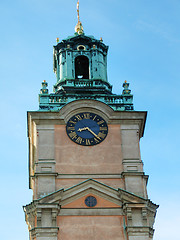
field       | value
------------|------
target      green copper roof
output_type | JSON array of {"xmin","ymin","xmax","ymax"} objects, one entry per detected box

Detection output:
[
  {"xmin": 39, "ymin": 79, "xmax": 133, "ymax": 111},
  {"xmin": 65, "ymin": 34, "xmax": 95, "ymax": 40},
  {"xmin": 39, "ymin": 34, "xmax": 134, "ymax": 112}
]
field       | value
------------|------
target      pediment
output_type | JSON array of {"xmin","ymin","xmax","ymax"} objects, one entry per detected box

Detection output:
[
  {"xmin": 56, "ymin": 35, "xmax": 108, "ymax": 52},
  {"xmin": 67, "ymin": 35, "xmax": 95, "ymax": 44},
  {"xmin": 62, "ymin": 193, "xmax": 120, "ymax": 208},
  {"xmin": 38, "ymin": 179, "xmax": 147, "ymax": 207},
  {"xmin": 118, "ymin": 188, "xmax": 146, "ymax": 204}
]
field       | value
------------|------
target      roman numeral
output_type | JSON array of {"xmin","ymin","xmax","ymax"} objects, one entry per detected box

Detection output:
[
  {"xmin": 69, "ymin": 120, "xmax": 76, "ymax": 124},
  {"xmin": 75, "ymin": 115, "xmax": 82, "ymax": 121},
  {"xmin": 83, "ymin": 113, "xmax": 90, "ymax": 119},
  {"xmin": 94, "ymin": 138, "xmax": 100, "ymax": 143},
  {"xmin": 97, "ymin": 132, "xmax": 106, "ymax": 139},
  {"xmin": 100, "ymin": 127, "xmax": 107, "ymax": 131},
  {"xmin": 69, "ymin": 132, "xmax": 77, "ymax": 139},
  {"xmin": 93, "ymin": 115, "xmax": 97, "ymax": 120},
  {"xmin": 76, "ymin": 137, "xmax": 83, "ymax": 144},
  {"xmin": 67, "ymin": 127, "xmax": 75, "ymax": 131},
  {"xmin": 86, "ymin": 139, "xmax": 91, "ymax": 145},
  {"xmin": 97, "ymin": 120, "xmax": 104, "ymax": 125}
]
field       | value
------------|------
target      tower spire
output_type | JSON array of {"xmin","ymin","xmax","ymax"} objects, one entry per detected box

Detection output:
[
  {"xmin": 75, "ymin": 0, "xmax": 84, "ymax": 35},
  {"xmin": 77, "ymin": 0, "xmax": 80, "ymax": 22}
]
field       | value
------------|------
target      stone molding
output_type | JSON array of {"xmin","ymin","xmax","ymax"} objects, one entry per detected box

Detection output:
[
  {"xmin": 24, "ymin": 179, "xmax": 158, "ymax": 239},
  {"xmin": 59, "ymin": 208, "xmax": 123, "ymax": 216},
  {"xmin": 59, "ymin": 100, "xmax": 114, "ymax": 123},
  {"xmin": 24, "ymin": 203, "xmax": 60, "ymax": 230},
  {"xmin": 57, "ymin": 174, "xmax": 122, "ymax": 179},
  {"xmin": 27, "ymin": 105, "xmax": 147, "ymax": 137},
  {"xmin": 30, "ymin": 227, "xmax": 59, "ymax": 239},
  {"xmin": 126, "ymin": 226, "xmax": 154, "ymax": 238},
  {"xmin": 34, "ymin": 172, "xmax": 58, "ymax": 176},
  {"xmin": 122, "ymin": 172, "xmax": 146, "ymax": 177}
]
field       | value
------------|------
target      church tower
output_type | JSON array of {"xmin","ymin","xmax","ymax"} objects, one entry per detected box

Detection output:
[{"xmin": 24, "ymin": 2, "xmax": 158, "ymax": 240}]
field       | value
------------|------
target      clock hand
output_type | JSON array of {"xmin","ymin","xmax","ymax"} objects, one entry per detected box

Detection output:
[
  {"xmin": 77, "ymin": 127, "xmax": 88, "ymax": 132},
  {"xmin": 77, "ymin": 127, "xmax": 101, "ymax": 140},
  {"xmin": 85, "ymin": 127, "xmax": 101, "ymax": 140}
]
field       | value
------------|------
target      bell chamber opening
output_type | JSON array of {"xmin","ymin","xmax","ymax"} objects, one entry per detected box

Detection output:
[{"xmin": 75, "ymin": 55, "xmax": 89, "ymax": 79}]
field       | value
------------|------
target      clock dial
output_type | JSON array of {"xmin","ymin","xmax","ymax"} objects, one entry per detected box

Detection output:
[{"xmin": 66, "ymin": 112, "xmax": 108, "ymax": 146}]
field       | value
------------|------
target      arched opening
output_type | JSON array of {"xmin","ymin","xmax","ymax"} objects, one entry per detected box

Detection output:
[{"xmin": 75, "ymin": 56, "xmax": 89, "ymax": 79}]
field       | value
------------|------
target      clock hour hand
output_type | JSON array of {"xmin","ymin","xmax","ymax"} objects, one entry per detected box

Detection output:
[
  {"xmin": 77, "ymin": 127, "xmax": 88, "ymax": 132},
  {"xmin": 77, "ymin": 127, "xmax": 101, "ymax": 140}
]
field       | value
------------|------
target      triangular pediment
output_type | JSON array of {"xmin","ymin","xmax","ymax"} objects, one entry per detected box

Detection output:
[
  {"xmin": 61, "ymin": 34, "xmax": 108, "ymax": 49},
  {"xmin": 38, "ymin": 179, "xmax": 147, "ymax": 207},
  {"xmin": 62, "ymin": 193, "xmax": 120, "ymax": 208},
  {"xmin": 67, "ymin": 35, "xmax": 95, "ymax": 44}
]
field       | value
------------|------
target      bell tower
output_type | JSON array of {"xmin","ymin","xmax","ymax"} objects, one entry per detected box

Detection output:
[
  {"xmin": 53, "ymin": 33, "xmax": 108, "ymax": 83},
  {"xmin": 24, "ymin": 2, "xmax": 158, "ymax": 240}
]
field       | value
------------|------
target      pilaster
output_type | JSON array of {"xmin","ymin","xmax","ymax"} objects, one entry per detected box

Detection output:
[
  {"xmin": 34, "ymin": 125, "xmax": 57, "ymax": 199},
  {"xmin": 121, "ymin": 122, "xmax": 147, "ymax": 198},
  {"xmin": 24, "ymin": 203, "xmax": 60, "ymax": 240},
  {"xmin": 123, "ymin": 201, "xmax": 157, "ymax": 240},
  {"xmin": 30, "ymin": 227, "xmax": 59, "ymax": 240}
]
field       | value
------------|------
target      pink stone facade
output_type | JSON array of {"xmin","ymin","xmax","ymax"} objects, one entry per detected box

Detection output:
[
  {"xmin": 57, "ymin": 216, "xmax": 126, "ymax": 240},
  {"xmin": 55, "ymin": 124, "xmax": 123, "ymax": 174},
  {"xmin": 24, "ymin": 102, "xmax": 158, "ymax": 240}
]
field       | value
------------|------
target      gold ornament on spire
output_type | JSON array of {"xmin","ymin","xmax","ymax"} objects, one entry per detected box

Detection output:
[
  {"xmin": 77, "ymin": 0, "xmax": 80, "ymax": 22},
  {"xmin": 75, "ymin": 0, "xmax": 84, "ymax": 35}
]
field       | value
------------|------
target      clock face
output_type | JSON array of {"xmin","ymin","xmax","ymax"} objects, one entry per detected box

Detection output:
[{"xmin": 66, "ymin": 112, "xmax": 108, "ymax": 146}]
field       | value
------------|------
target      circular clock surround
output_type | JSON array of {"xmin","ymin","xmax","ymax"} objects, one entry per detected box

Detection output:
[
  {"xmin": 85, "ymin": 196, "xmax": 97, "ymax": 207},
  {"xmin": 66, "ymin": 112, "xmax": 108, "ymax": 146}
]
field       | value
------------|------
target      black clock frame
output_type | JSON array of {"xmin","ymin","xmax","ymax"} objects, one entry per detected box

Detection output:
[{"xmin": 66, "ymin": 112, "xmax": 108, "ymax": 146}]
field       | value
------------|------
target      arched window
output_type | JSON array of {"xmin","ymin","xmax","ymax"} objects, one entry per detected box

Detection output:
[{"xmin": 75, "ymin": 56, "xmax": 89, "ymax": 79}]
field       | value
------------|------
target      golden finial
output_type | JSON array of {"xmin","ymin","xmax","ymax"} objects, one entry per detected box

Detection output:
[
  {"xmin": 75, "ymin": 0, "xmax": 84, "ymax": 35},
  {"xmin": 56, "ymin": 37, "xmax": 59, "ymax": 43},
  {"xmin": 77, "ymin": 0, "xmax": 80, "ymax": 23},
  {"xmin": 100, "ymin": 37, "xmax": 103, "ymax": 42},
  {"xmin": 124, "ymin": 80, "xmax": 127, "ymax": 83}
]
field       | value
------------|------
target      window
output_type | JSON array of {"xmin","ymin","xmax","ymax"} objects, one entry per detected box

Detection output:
[
  {"xmin": 75, "ymin": 55, "xmax": 89, "ymax": 79},
  {"xmin": 85, "ymin": 196, "xmax": 97, "ymax": 207},
  {"xmin": 77, "ymin": 45, "xmax": 86, "ymax": 51}
]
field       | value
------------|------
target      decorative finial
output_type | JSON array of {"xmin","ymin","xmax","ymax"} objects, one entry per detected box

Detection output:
[
  {"xmin": 77, "ymin": 0, "xmax": 80, "ymax": 22},
  {"xmin": 100, "ymin": 37, "xmax": 103, "ymax": 42},
  {"xmin": 122, "ymin": 81, "xmax": 131, "ymax": 95},
  {"xmin": 40, "ymin": 80, "xmax": 49, "ymax": 94},
  {"xmin": 56, "ymin": 37, "xmax": 59, "ymax": 43},
  {"xmin": 75, "ymin": 0, "xmax": 84, "ymax": 35}
]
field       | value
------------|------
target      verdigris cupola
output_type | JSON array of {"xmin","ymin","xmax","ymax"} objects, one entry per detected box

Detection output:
[
  {"xmin": 40, "ymin": 30, "xmax": 134, "ymax": 111},
  {"xmin": 53, "ymin": 35, "xmax": 108, "ymax": 83},
  {"xmin": 39, "ymin": 1, "xmax": 134, "ymax": 111},
  {"xmin": 53, "ymin": 0, "xmax": 108, "ymax": 85}
]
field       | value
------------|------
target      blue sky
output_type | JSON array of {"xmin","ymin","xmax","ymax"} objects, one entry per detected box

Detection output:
[{"xmin": 0, "ymin": 0, "xmax": 180, "ymax": 239}]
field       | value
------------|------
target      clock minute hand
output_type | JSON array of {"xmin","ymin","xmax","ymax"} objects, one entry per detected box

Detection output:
[
  {"xmin": 77, "ymin": 127, "xmax": 101, "ymax": 140},
  {"xmin": 86, "ymin": 127, "xmax": 101, "ymax": 140}
]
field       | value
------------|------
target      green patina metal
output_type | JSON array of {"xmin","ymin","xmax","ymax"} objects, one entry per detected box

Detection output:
[{"xmin": 39, "ymin": 33, "xmax": 133, "ymax": 111}]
